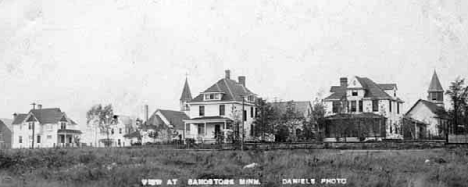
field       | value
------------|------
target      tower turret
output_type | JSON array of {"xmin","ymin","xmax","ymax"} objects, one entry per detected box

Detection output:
[
  {"xmin": 180, "ymin": 77, "xmax": 192, "ymax": 113},
  {"xmin": 427, "ymin": 70, "xmax": 444, "ymax": 107}
]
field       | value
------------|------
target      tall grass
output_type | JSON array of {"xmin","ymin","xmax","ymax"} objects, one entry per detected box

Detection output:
[{"xmin": 0, "ymin": 147, "xmax": 467, "ymax": 186}]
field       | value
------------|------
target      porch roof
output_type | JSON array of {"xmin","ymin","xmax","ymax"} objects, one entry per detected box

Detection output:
[
  {"xmin": 184, "ymin": 116, "xmax": 233, "ymax": 123},
  {"xmin": 57, "ymin": 129, "xmax": 82, "ymax": 134},
  {"xmin": 324, "ymin": 113, "xmax": 386, "ymax": 120}
]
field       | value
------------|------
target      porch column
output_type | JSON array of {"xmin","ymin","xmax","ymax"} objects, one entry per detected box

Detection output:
[
  {"xmin": 223, "ymin": 121, "xmax": 227, "ymax": 143},
  {"xmin": 204, "ymin": 122, "xmax": 207, "ymax": 136}
]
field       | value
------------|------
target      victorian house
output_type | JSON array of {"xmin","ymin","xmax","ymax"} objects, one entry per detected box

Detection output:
[
  {"xmin": 404, "ymin": 71, "xmax": 449, "ymax": 139},
  {"xmin": 183, "ymin": 70, "xmax": 258, "ymax": 144},
  {"xmin": 11, "ymin": 104, "xmax": 82, "ymax": 148},
  {"xmin": 322, "ymin": 76, "xmax": 404, "ymax": 142}
]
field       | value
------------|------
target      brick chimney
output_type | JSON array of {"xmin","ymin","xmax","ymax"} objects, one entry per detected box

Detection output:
[
  {"xmin": 38, "ymin": 104, "xmax": 42, "ymax": 109},
  {"xmin": 13, "ymin": 113, "xmax": 17, "ymax": 119},
  {"xmin": 238, "ymin": 76, "xmax": 246, "ymax": 87},
  {"xmin": 340, "ymin": 77, "xmax": 348, "ymax": 87},
  {"xmin": 225, "ymin": 70, "xmax": 231, "ymax": 79}
]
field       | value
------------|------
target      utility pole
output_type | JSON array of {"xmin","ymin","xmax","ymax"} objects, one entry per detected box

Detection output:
[
  {"xmin": 31, "ymin": 102, "xmax": 36, "ymax": 149},
  {"xmin": 241, "ymin": 95, "xmax": 245, "ymax": 151}
]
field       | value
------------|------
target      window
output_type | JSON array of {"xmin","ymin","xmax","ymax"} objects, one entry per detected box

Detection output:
[
  {"xmin": 350, "ymin": 101, "xmax": 357, "ymax": 112},
  {"xmin": 28, "ymin": 122, "xmax": 32, "ymax": 130},
  {"xmin": 250, "ymin": 124, "xmax": 254, "ymax": 136},
  {"xmin": 186, "ymin": 124, "xmax": 191, "ymax": 133},
  {"xmin": 185, "ymin": 104, "xmax": 190, "ymax": 111},
  {"xmin": 198, "ymin": 124, "xmax": 204, "ymax": 135},
  {"xmin": 111, "ymin": 128, "xmax": 114, "ymax": 135},
  {"xmin": 389, "ymin": 100, "xmax": 392, "ymax": 112},
  {"xmin": 219, "ymin": 105, "xmax": 225, "ymax": 116},
  {"xmin": 37, "ymin": 135, "xmax": 41, "ymax": 143},
  {"xmin": 48, "ymin": 124, "xmax": 53, "ymax": 131},
  {"xmin": 372, "ymin": 100, "xmax": 379, "ymax": 112},
  {"xmin": 118, "ymin": 139, "xmax": 121, "ymax": 146},
  {"xmin": 243, "ymin": 110, "xmax": 247, "ymax": 121},
  {"xmin": 119, "ymin": 128, "xmax": 122, "ymax": 134},
  {"xmin": 250, "ymin": 107, "xmax": 254, "ymax": 118},
  {"xmin": 332, "ymin": 101, "xmax": 340, "ymax": 113},
  {"xmin": 352, "ymin": 91, "xmax": 358, "ymax": 96},
  {"xmin": 199, "ymin": 106, "xmax": 205, "ymax": 116},
  {"xmin": 255, "ymin": 108, "xmax": 258, "ymax": 118},
  {"xmin": 204, "ymin": 93, "xmax": 221, "ymax": 101},
  {"xmin": 19, "ymin": 136, "xmax": 22, "ymax": 143},
  {"xmin": 431, "ymin": 93, "xmax": 437, "ymax": 101},
  {"xmin": 359, "ymin": 100, "xmax": 363, "ymax": 112},
  {"xmin": 47, "ymin": 135, "xmax": 52, "ymax": 139},
  {"xmin": 60, "ymin": 122, "xmax": 66, "ymax": 130},
  {"xmin": 397, "ymin": 103, "xmax": 400, "ymax": 114},
  {"xmin": 248, "ymin": 95, "xmax": 255, "ymax": 102}
]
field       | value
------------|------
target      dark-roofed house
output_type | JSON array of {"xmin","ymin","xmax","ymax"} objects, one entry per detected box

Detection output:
[
  {"xmin": 11, "ymin": 105, "xmax": 81, "ymax": 148},
  {"xmin": 322, "ymin": 76, "xmax": 404, "ymax": 142},
  {"xmin": 184, "ymin": 70, "xmax": 258, "ymax": 143},
  {"xmin": 132, "ymin": 109, "xmax": 190, "ymax": 144},
  {"xmin": 0, "ymin": 118, "xmax": 13, "ymax": 149},
  {"xmin": 404, "ymin": 71, "xmax": 450, "ymax": 139}
]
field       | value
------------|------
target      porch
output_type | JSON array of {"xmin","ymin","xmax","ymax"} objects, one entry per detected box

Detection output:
[
  {"xmin": 57, "ymin": 129, "xmax": 82, "ymax": 147},
  {"xmin": 321, "ymin": 113, "xmax": 387, "ymax": 142},
  {"xmin": 184, "ymin": 117, "xmax": 233, "ymax": 144}
]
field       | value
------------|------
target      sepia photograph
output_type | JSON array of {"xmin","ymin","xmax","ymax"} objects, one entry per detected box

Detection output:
[{"xmin": 1, "ymin": 0, "xmax": 468, "ymax": 186}]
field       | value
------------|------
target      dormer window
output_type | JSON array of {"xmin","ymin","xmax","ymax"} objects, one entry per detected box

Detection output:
[
  {"xmin": 204, "ymin": 93, "xmax": 222, "ymax": 101},
  {"xmin": 352, "ymin": 91, "xmax": 358, "ymax": 96},
  {"xmin": 60, "ymin": 122, "xmax": 67, "ymax": 129},
  {"xmin": 247, "ymin": 95, "xmax": 255, "ymax": 102}
]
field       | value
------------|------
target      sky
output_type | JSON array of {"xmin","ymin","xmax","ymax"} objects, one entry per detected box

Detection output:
[{"xmin": 1, "ymin": 0, "xmax": 468, "ymax": 127}]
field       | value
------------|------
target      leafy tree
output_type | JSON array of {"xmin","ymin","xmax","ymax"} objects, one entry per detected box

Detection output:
[
  {"xmin": 86, "ymin": 104, "xmax": 114, "ymax": 147},
  {"xmin": 253, "ymin": 98, "xmax": 279, "ymax": 141},
  {"xmin": 445, "ymin": 77, "xmax": 468, "ymax": 134}
]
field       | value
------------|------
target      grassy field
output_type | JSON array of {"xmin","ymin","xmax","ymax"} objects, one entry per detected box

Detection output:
[{"xmin": 0, "ymin": 147, "xmax": 467, "ymax": 187}]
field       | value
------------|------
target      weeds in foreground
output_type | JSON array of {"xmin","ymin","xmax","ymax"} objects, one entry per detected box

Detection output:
[{"xmin": 0, "ymin": 148, "xmax": 467, "ymax": 186}]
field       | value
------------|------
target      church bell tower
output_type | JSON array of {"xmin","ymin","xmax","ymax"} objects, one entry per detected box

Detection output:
[{"xmin": 427, "ymin": 70, "xmax": 444, "ymax": 107}]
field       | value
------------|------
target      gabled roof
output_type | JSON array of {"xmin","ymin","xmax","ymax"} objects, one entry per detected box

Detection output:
[
  {"xmin": 30, "ymin": 108, "xmax": 65, "ymax": 124},
  {"xmin": 158, "ymin": 110, "xmax": 190, "ymax": 130},
  {"xmin": 325, "ymin": 76, "xmax": 394, "ymax": 100},
  {"xmin": 144, "ymin": 109, "xmax": 190, "ymax": 131},
  {"xmin": 428, "ymin": 71, "xmax": 444, "ymax": 92},
  {"xmin": 270, "ymin": 101, "xmax": 312, "ymax": 116},
  {"xmin": 13, "ymin": 108, "xmax": 77, "ymax": 125},
  {"xmin": 191, "ymin": 78, "xmax": 256, "ymax": 103},
  {"xmin": 405, "ymin": 99, "xmax": 449, "ymax": 119},
  {"xmin": 378, "ymin": 84, "xmax": 397, "ymax": 90},
  {"xmin": 12, "ymin": 114, "xmax": 28, "ymax": 125},
  {"xmin": 0, "ymin": 119, "xmax": 13, "ymax": 130},
  {"xmin": 180, "ymin": 78, "xmax": 193, "ymax": 101}
]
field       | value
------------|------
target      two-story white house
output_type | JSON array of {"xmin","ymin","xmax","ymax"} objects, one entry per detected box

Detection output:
[
  {"xmin": 322, "ymin": 76, "xmax": 404, "ymax": 141},
  {"xmin": 84, "ymin": 115, "xmax": 135, "ymax": 147},
  {"xmin": 11, "ymin": 105, "xmax": 82, "ymax": 148},
  {"xmin": 183, "ymin": 70, "xmax": 258, "ymax": 144}
]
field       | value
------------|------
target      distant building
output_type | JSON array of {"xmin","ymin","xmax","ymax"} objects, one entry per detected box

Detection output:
[
  {"xmin": 84, "ymin": 115, "xmax": 135, "ymax": 147},
  {"xmin": 130, "ymin": 109, "xmax": 189, "ymax": 144},
  {"xmin": 322, "ymin": 76, "xmax": 404, "ymax": 141},
  {"xmin": 184, "ymin": 70, "xmax": 258, "ymax": 144},
  {"xmin": 270, "ymin": 101, "xmax": 312, "ymax": 141},
  {"xmin": 404, "ymin": 71, "xmax": 450, "ymax": 139},
  {"xmin": 11, "ymin": 105, "xmax": 82, "ymax": 148},
  {"xmin": 0, "ymin": 118, "xmax": 13, "ymax": 149}
]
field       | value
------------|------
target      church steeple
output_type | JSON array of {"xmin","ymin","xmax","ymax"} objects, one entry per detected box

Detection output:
[
  {"xmin": 427, "ymin": 70, "xmax": 444, "ymax": 107},
  {"xmin": 180, "ymin": 77, "xmax": 192, "ymax": 112}
]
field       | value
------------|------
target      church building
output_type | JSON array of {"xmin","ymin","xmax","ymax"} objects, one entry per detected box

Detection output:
[{"xmin": 404, "ymin": 71, "xmax": 450, "ymax": 139}]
